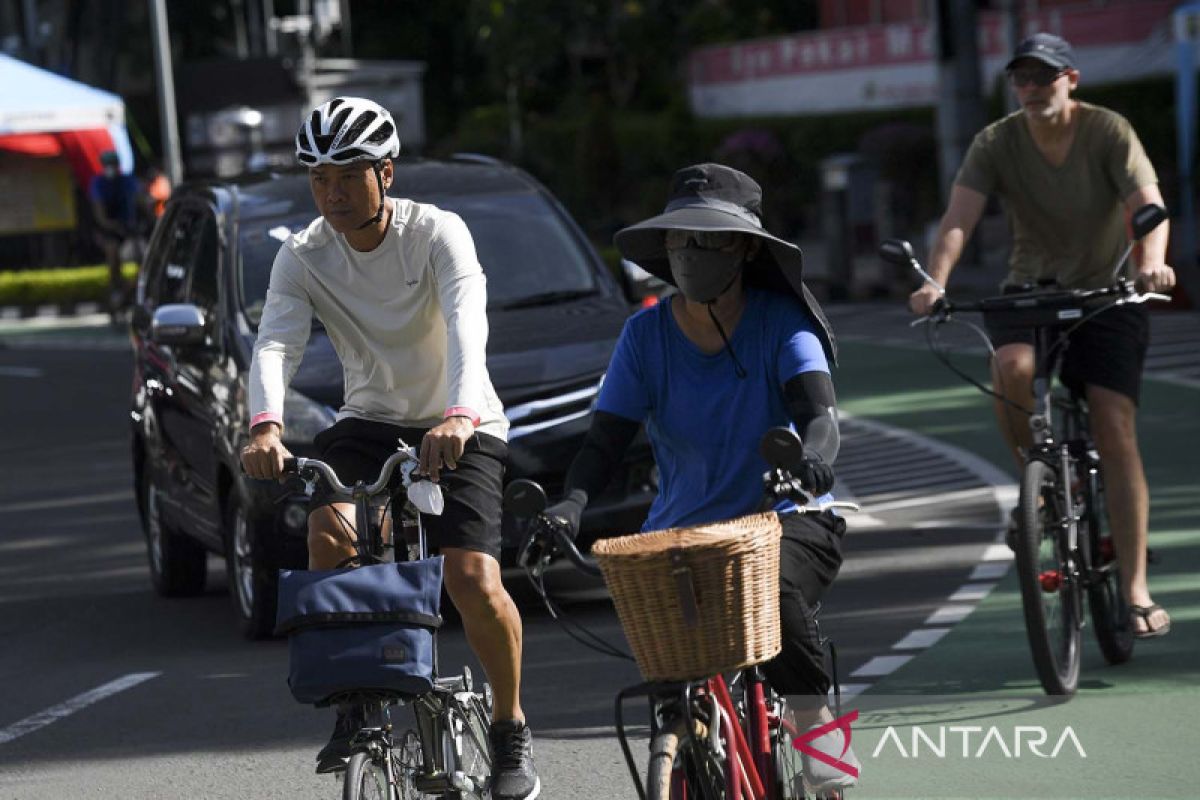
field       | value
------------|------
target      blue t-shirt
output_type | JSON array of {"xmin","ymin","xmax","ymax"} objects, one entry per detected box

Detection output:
[
  {"xmin": 89, "ymin": 173, "xmax": 140, "ymax": 228},
  {"xmin": 597, "ymin": 286, "xmax": 832, "ymax": 531}
]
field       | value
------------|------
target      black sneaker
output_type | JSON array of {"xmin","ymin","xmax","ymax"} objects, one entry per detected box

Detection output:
[
  {"xmin": 315, "ymin": 705, "xmax": 364, "ymax": 774},
  {"xmin": 489, "ymin": 718, "xmax": 540, "ymax": 799}
]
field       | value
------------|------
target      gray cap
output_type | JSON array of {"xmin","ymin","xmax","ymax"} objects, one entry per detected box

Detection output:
[{"xmin": 1006, "ymin": 32, "xmax": 1076, "ymax": 71}]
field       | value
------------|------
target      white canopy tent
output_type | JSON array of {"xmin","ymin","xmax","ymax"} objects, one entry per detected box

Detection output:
[{"xmin": 0, "ymin": 53, "xmax": 133, "ymax": 170}]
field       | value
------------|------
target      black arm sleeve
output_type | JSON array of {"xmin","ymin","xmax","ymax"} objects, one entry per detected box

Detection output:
[
  {"xmin": 561, "ymin": 410, "xmax": 641, "ymax": 506},
  {"xmin": 783, "ymin": 371, "xmax": 840, "ymax": 464}
]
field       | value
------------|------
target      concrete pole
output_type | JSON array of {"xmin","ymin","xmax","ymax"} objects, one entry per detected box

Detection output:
[
  {"xmin": 148, "ymin": 0, "xmax": 183, "ymax": 185},
  {"xmin": 1000, "ymin": 0, "xmax": 1023, "ymax": 114},
  {"xmin": 933, "ymin": 0, "xmax": 985, "ymax": 202},
  {"xmin": 933, "ymin": 0, "xmax": 986, "ymax": 272}
]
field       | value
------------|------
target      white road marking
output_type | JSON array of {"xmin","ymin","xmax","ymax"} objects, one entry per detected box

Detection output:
[
  {"xmin": 0, "ymin": 490, "xmax": 133, "ymax": 514},
  {"xmin": 892, "ymin": 627, "xmax": 952, "ymax": 650},
  {"xmin": 925, "ymin": 605, "xmax": 975, "ymax": 625},
  {"xmin": 832, "ymin": 683, "xmax": 872, "ymax": 700},
  {"xmin": 0, "ymin": 672, "xmax": 161, "ymax": 745},
  {"xmin": 0, "ymin": 366, "xmax": 43, "ymax": 378},
  {"xmin": 981, "ymin": 544, "xmax": 1015, "ymax": 562},
  {"xmin": 948, "ymin": 583, "xmax": 996, "ymax": 602},
  {"xmin": 970, "ymin": 562, "xmax": 1010, "ymax": 581},
  {"xmin": 850, "ymin": 655, "xmax": 914, "ymax": 678}
]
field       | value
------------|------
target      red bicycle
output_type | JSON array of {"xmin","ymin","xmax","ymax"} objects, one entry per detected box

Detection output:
[{"xmin": 504, "ymin": 427, "xmax": 858, "ymax": 799}]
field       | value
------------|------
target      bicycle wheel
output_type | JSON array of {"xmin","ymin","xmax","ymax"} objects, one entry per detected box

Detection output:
[
  {"xmin": 646, "ymin": 718, "xmax": 686, "ymax": 800},
  {"xmin": 1079, "ymin": 463, "xmax": 1134, "ymax": 665},
  {"xmin": 343, "ymin": 750, "xmax": 391, "ymax": 800},
  {"xmin": 646, "ymin": 711, "xmax": 724, "ymax": 800},
  {"xmin": 393, "ymin": 730, "xmax": 427, "ymax": 800},
  {"xmin": 678, "ymin": 736, "xmax": 727, "ymax": 800},
  {"xmin": 446, "ymin": 693, "xmax": 492, "ymax": 800},
  {"xmin": 771, "ymin": 698, "xmax": 802, "ymax": 800},
  {"xmin": 1016, "ymin": 459, "xmax": 1082, "ymax": 695}
]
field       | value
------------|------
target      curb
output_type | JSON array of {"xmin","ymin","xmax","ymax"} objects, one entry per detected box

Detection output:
[{"xmin": 0, "ymin": 302, "xmax": 103, "ymax": 321}]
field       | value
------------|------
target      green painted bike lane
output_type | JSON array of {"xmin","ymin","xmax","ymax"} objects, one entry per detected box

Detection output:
[{"xmin": 831, "ymin": 339, "xmax": 1200, "ymax": 800}]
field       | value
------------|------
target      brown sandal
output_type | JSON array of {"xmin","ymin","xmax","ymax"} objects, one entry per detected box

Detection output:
[{"xmin": 1130, "ymin": 603, "xmax": 1171, "ymax": 639}]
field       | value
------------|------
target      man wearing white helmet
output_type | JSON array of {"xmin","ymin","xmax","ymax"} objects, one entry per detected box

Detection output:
[{"xmin": 241, "ymin": 97, "xmax": 539, "ymax": 798}]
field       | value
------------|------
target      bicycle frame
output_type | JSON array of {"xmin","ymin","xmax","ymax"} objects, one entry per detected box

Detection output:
[
  {"xmin": 616, "ymin": 671, "xmax": 776, "ymax": 800},
  {"xmin": 1025, "ymin": 324, "xmax": 1083, "ymax": 566},
  {"xmin": 287, "ymin": 450, "xmax": 492, "ymax": 798}
]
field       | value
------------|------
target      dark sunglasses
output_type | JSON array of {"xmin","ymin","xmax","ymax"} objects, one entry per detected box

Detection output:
[
  {"xmin": 664, "ymin": 230, "xmax": 740, "ymax": 251},
  {"xmin": 1008, "ymin": 66, "xmax": 1066, "ymax": 88}
]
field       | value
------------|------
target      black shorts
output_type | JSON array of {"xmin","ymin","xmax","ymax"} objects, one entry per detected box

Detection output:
[
  {"xmin": 760, "ymin": 510, "xmax": 846, "ymax": 697},
  {"xmin": 310, "ymin": 417, "xmax": 508, "ymax": 560},
  {"xmin": 984, "ymin": 293, "xmax": 1149, "ymax": 405}
]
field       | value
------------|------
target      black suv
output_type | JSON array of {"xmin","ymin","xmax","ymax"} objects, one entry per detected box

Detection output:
[{"xmin": 130, "ymin": 156, "xmax": 654, "ymax": 638}]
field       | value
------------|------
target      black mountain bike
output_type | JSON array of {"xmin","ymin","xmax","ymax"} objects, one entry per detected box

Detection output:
[
  {"xmin": 283, "ymin": 446, "xmax": 493, "ymax": 799},
  {"xmin": 879, "ymin": 203, "xmax": 1171, "ymax": 695}
]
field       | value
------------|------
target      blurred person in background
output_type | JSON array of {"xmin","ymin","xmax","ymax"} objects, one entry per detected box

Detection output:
[
  {"xmin": 89, "ymin": 150, "xmax": 140, "ymax": 314},
  {"xmin": 142, "ymin": 163, "xmax": 171, "ymax": 224}
]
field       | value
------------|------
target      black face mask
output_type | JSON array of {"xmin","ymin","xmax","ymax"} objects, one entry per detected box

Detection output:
[{"xmin": 667, "ymin": 246, "xmax": 742, "ymax": 304}]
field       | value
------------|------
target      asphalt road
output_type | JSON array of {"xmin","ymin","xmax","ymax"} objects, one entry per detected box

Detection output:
[{"xmin": 0, "ymin": 332, "xmax": 1008, "ymax": 799}]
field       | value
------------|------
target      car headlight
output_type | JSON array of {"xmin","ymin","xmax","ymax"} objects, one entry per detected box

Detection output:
[{"xmin": 282, "ymin": 390, "xmax": 337, "ymax": 445}]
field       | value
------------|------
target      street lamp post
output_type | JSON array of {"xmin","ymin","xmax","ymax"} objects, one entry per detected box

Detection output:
[{"xmin": 148, "ymin": 0, "xmax": 183, "ymax": 185}]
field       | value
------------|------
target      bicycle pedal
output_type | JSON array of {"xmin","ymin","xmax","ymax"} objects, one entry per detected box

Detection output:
[{"xmin": 413, "ymin": 771, "xmax": 457, "ymax": 793}]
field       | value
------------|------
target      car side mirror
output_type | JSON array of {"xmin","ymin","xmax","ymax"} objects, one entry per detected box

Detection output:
[
  {"xmin": 503, "ymin": 478, "xmax": 548, "ymax": 517},
  {"xmin": 1131, "ymin": 204, "xmax": 1167, "ymax": 241},
  {"xmin": 151, "ymin": 303, "xmax": 207, "ymax": 347},
  {"xmin": 759, "ymin": 426, "xmax": 805, "ymax": 470}
]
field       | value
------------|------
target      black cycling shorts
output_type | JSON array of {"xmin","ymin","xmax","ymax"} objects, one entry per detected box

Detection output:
[
  {"xmin": 984, "ymin": 294, "xmax": 1149, "ymax": 405},
  {"xmin": 310, "ymin": 417, "xmax": 507, "ymax": 560}
]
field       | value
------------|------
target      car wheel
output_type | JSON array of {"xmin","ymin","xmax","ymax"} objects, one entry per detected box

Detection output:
[
  {"xmin": 141, "ymin": 467, "xmax": 207, "ymax": 597},
  {"xmin": 224, "ymin": 490, "xmax": 278, "ymax": 640}
]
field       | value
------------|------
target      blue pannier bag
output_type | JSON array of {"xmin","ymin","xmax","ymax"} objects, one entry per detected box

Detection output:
[{"xmin": 275, "ymin": 558, "xmax": 443, "ymax": 705}]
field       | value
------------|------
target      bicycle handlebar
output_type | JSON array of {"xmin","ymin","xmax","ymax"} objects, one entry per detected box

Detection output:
[
  {"xmin": 282, "ymin": 447, "xmax": 420, "ymax": 501},
  {"xmin": 511, "ymin": 465, "xmax": 860, "ymax": 579}
]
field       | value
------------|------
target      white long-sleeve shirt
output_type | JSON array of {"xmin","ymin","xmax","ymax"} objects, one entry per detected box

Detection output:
[{"xmin": 248, "ymin": 197, "xmax": 508, "ymax": 441}]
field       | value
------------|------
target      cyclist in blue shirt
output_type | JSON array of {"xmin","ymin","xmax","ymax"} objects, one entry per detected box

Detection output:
[
  {"xmin": 89, "ymin": 150, "xmax": 140, "ymax": 313},
  {"xmin": 544, "ymin": 163, "xmax": 859, "ymax": 792}
]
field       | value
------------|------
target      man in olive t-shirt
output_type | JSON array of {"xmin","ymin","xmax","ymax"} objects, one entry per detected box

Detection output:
[{"xmin": 908, "ymin": 33, "xmax": 1176, "ymax": 639}]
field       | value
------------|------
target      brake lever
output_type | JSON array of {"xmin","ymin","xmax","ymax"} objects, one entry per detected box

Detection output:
[{"xmin": 517, "ymin": 516, "xmax": 558, "ymax": 575}]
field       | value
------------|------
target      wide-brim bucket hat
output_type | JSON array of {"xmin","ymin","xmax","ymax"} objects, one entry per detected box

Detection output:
[{"xmin": 614, "ymin": 162, "xmax": 837, "ymax": 364}]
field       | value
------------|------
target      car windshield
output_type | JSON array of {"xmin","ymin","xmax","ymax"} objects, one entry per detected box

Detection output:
[{"xmin": 238, "ymin": 191, "xmax": 599, "ymax": 326}]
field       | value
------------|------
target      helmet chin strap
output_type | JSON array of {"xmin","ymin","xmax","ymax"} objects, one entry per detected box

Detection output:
[{"xmin": 354, "ymin": 161, "xmax": 388, "ymax": 230}]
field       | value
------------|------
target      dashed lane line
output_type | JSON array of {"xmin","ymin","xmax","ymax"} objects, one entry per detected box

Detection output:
[{"xmin": 0, "ymin": 672, "xmax": 161, "ymax": 745}]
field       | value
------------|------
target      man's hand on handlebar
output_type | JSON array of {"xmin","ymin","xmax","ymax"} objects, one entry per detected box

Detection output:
[
  {"xmin": 240, "ymin": 422, "xmax": 293, "ymax": 480},
  {"xmin": 1135, "ymin": 263, "xmax": 1176, "ymax": 295},
  {"xmin": 908, "ymin": 283, "xmax": 945, "ymax": 317}
]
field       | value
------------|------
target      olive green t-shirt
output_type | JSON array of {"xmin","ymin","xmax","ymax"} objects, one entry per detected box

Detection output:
[{"xmin": 955, "ymin": 102, "xmax": 1158, "ymax": 290}]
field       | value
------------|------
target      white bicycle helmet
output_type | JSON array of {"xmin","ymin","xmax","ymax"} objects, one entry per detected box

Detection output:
[{"xmin": 295, "ymin": 96, "xmax": 400, "ymax": 166}]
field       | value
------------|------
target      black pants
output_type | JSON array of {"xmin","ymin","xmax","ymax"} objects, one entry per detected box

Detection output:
[{"xmin": 759, "ymin": 510, "xmax": 845, "ymax": 698}]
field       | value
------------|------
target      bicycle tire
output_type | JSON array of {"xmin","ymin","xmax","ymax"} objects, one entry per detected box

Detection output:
[
  {"xmin": 646, "ymin": 721, "xmax": 685, "ymax": 800},
  {"xmin": 343, "ymin": 750, "xmax": 391, "ymax": 800},
  {"xmin": 1016, "ymin": 459, "xmax": 1081, "ymax": 695},
  {"xmin": 1079, "ymin": 464, "xmax": 1134, "ymax": 665}
]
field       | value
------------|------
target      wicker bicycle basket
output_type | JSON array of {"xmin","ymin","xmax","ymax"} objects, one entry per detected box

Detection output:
[{"xmin": 590, "ymin": 512, "xmax": 782, "ymax": 682}]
